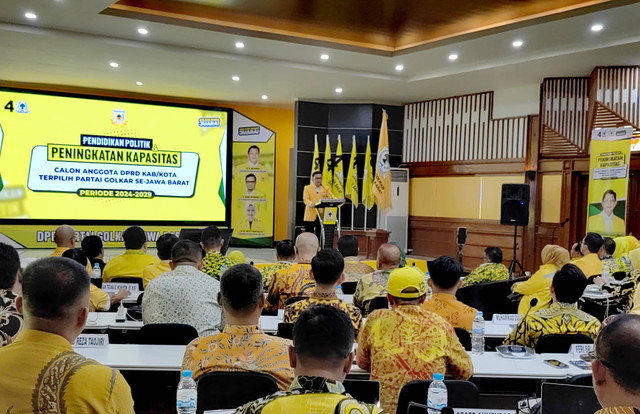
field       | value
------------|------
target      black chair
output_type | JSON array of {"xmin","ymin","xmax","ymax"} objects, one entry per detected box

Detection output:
[
  {"xmin": 366, "ymin": 296, "xmax": 389, "ymax": 314},
  {"xmin": 196, "ymin": 371, "xmax": 279, "ymax": 413},
  {"xmin": 136, "ymin": 291, "xmax": 144, "ymax": 306},
  {"xmin": 108, "ymin": 276, "xmax": 144, "ymax": 291},
  {"xmin": 454, "ymin": 327, "xmax": 471, "ymax": 351},
  {"xmin": 343, "ymin": 379, "xmax": 380, "ymax": 405},
  {"xmin": 284, "ymin": 296, "xmax": 307, "ymax": 306},
  {"xmin": 179, "ymin": 228, "xmax": 234, "ymax": 255},
  {"xmin": 276, "ymin": 322, "xmax": 294, "ymax": 339},
  {"xmin": 534, "ymin": 334, "xmax": 593, "ymax": 354},
  {"xmin": 456, "ymin": 276, "xmax": 529, "ymax": 320},
  {"xmin": 138, "ymin": 323, "xmax": 198, "ymax": 345},
  {"xmin": 341, "ymin": 281, "xmax": 358, "ymax": 295},
  {"xmin": 397, "ymin": 380, "xmax": 480, "ymax": 414}
]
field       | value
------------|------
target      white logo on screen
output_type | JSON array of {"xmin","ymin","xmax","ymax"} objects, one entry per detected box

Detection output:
[{"xmin": 112, "ymin": 109, "xmax": 126, "ymax": 125}]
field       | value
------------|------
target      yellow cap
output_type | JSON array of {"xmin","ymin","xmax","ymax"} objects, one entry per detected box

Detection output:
[
  {"xmin": 227, "ymin": 250, "xmax": 245, "ymax": 263},
  {"xmin": 387, "ymin": 267, "xmax": 427, "ymax": 298}
]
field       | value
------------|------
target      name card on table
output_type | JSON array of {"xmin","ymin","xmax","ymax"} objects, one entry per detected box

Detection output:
[
  {"xmin": 454, "ymin": 410, "xmax": 516, "ymax": 414},
  {"xmin": 491, "ymin": 314, "xmax": 522, "ymax": 325},
  {"xmin": 101, "ymin": 283, "xmax": 139, "ymax": 294},
  {"xmin": 570, "ymin": 343, "xmax": 594, "ymax": 357},
  {"xmin": 73, "ymin": 334, "xmax": 109, "ymax": 348}
]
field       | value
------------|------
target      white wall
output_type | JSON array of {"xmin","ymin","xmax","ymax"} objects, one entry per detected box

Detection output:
[{"xmin": 493, "ymin": 84, "xmax": 540, "ymax": 118}]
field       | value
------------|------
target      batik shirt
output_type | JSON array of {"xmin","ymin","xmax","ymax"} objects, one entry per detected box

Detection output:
[
  {"xmin": 357, "ymin": 306, "xmax": 473, "ymax": 414},
  {"xmin": 503, "ymin": 302, "xmax": 601, "ymax": 348},
  {"xmin": 283, "ymin": 292, "xmax": 363, "ymax": 339},
  {"xmin": 343, "ymin": 257, "xmax": 375, "ymax": 283},
  {"xmin": 0, "ymin": 289, "xmax": 22, "ymax": 347},
  {"xmin": 234, "ymin": 376, "xmax": 385, "ymax": 414},
  {"xmin": 596, "ymin": 408, "xmax": 640, "ymax": 414},
  {"xmin": 462, "ymin": 262, "xmax": 510, "ymax": 287},
  {"xmin": 601, "ymin": 256, "xmax": 631, "ymax": 281},
  {"xmin": 182, "ymin": 325, "xmax": 294, "ymax": 389},
  {"xmin": 259, "ymin": 262, "xmax": 294, "ymax": 291},
  {"xmin": 265, "ymin": 263, "xmax": 315, "ymax": 310},
  {"xmin": 202, "ymin": 250, "xmax": 240, "ymax": 280},
  {"xmin": 421, "ymin": 293, "xmax": 478, "ymax": 331},
  {"xmin": 353, "ymin": 269, "xmax": 392, "ymax": 316}
]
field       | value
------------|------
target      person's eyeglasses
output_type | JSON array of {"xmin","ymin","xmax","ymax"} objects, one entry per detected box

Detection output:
[{"xmin": 588, "ymin": 349, "xmax": 612, "ymax": 369}]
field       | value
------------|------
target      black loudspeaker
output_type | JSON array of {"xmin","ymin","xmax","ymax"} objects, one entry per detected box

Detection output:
[
  {"xmin": 500, "ymin": 184, "xmax": 529, "ymax": 226},
  {"xmin": 456, "ymin": 227, "xmax": 467, "ymax": 245}
]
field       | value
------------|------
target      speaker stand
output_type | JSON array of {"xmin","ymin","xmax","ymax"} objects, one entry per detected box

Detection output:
[
  {"xmin": 457, "ymin": 244, "xmax": 464, "ymax": 266},
  {"xmin": 507, "ymin": 225, "xmax": 525, "ymax": 278}
]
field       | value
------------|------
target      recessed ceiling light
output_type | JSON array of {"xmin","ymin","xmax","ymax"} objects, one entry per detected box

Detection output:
[
  {"xmin": 137, "ymin": 28, "xmax": 149, "ymax": 35},
  {"xmin": 235, "ymin": 41, "xmax": 245, "ymax": 49},
  {"xmin": 591, "ymin": 23, "xmax": 604, "ymax": 32},
  {"xmin": 136, "ymin": 81, "xmax": 143, "ymax": 86},
  {"xmin": 395, "ymin": 64, "xmax": 404, "ymax": 71},
  {"xmin": 261, "ymin": 95, "xmax": 268, "ymax": 100},
  {"xmin": 232, "ymin": 75, "xmax": 240, "ymax": 81},
  {"xmin": 109, "ymin": 62, "xmax": 119, "ymax": 68},
  {"xmin": 24, "ymin": 12, "xmax": 37, "ymax": 19},
  {"xmin": 320, "ymin": 54, "xmax": 329, "ymax": 61},
  {"xmin": 335, "ymin": 87, "xmax": 343, "ymax": 93},
  {"xmin": 512, "ymin": 40, "xmax": 524, "ymax": 48},
  {"xmin": 448, "ymin": 53, "xmax": 458, "ymax": 61}
]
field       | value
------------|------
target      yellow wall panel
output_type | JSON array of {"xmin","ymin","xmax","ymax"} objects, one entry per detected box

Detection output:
[
  {"xmin": 410, "ymin": 177, "xmax": 437, "ymax": 216},
  {"xmin": 480, "ymin": 175, "xmax": 525, "ymax": 220},
  {"xmin": 434, "ymin": 177, "xmax": 481, "ymax": 219},
  {"xmin": 540, "ymin": 174, "xmax": 562, "ymax": 223}
]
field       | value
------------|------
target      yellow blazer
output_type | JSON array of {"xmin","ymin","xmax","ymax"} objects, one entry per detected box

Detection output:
[
  {"xmin": 588, "ymin": 212, "xmax": 626, "ymax": 236},
  {"xmin": 303, "ymin": 184, "xmax": 334, "ymax": 222}
]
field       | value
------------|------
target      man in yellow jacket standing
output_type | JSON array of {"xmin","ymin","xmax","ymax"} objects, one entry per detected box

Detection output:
[{"xmin": 302, "ymin": 171, "xmax": 334, "ymax": 240}]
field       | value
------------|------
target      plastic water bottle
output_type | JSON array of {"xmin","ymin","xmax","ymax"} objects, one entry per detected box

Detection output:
[
  {"xmin": 219, "ymin": 265, "xmax": 227, "ymax": 278},
  {"xmin": 427, "ymin": 373, "xmax": 447, "ymax": 414},
  {"xmin": 91, "ymin": 263, "xmax": 101, "ymax": 279},
  {"xmin": 471, "ymin": 311, "xmax": 485, "ymax": 355},
  {"xmin": 176, "ymin": 370, "xmax": 197, "ymax": 414},
  {"xmin": 336, "ymin": 285, "xmax": 345, "ymax": 301}
]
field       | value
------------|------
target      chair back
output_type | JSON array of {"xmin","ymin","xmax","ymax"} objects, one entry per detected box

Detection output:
[
  {"xmin": 454, "ymin": 327, "xmax": 471, "ymax": 351},
  {"xmin": 535, "ymin": 333, "xmax": 593, "ymax": 353},
  {"xmin": 136, "ymin": 291, "xmax": 144, "ymax": 306},
  {"xmin": 276, "ymin": 322, "xmax": 294, "ymax": 340},
  {"xmin": 139, "ymin": 323, "xmax": 198, "ymax": 345},
  {"xmin": 397, "ymin": 380, "xmax": 479, "ymax": 414},
  {"xmin": 341, "ymin": 281, "xmax": 358, "ymax": 294},
  {"xmin": 366, "ymin": 296, "xmax": 389, "ymax": 314},
  {"xmin": 456, "ymin": 276, "xmax": 528, "ymax": 319},
  {"xmin": 196, "ymin": 371, "xmax": 279, "ymax": 413},
  {"xmin": 343, "ymin": 379, "xmax": 380, "ymax": 405},
  {"xmin": 108, "ymin": 276, "xmax": 144, "ymax": 291},
  {"xmin": 284, "ymin": 296, "xmax": 307, "ymax": 306}
]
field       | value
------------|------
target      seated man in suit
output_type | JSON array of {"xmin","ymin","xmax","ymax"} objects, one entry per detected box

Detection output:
[
  {"xmin": 572, "ymin": 232, "xmax": 605, "ymax": 279},
  {"xmin": 462, "ymin": 246, "xmax": 509, "ymax": 287},
  {"xmin": 504, "ymin": 263, "xmax": 601, "ymax": 348},
  {"xmin": 102, "ymin": 226, "xmax": 160, "ymax": 282},
  {"xmin": 49, "ymin": 225, "xmax": 76, "ymax": 257},
  {"xmin": 353, "ymin": 243, "xmax": 402, "ymax": 316},
  {"xmin": 0, "ymin": 243, "xmax": 23, "ymax": 347},
  {"xmin": 337, "ymin": 235, "xmax": 374, "ymax": 283}
]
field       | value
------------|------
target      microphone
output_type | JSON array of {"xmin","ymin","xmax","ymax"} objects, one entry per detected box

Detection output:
[
  {"xmin": 520, "ymin": 298, "xmax": 538, "ymax": 323},
  {"xmin": 551, "ymin": 219, "xmax": 570, "ymax": 245}
]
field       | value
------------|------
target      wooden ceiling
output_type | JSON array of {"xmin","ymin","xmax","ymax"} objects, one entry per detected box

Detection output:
[{"xmin": 103, "ymin": 0, "xmax": 625, "ymax": 55}]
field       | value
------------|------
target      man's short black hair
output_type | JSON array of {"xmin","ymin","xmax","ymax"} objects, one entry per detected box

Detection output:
[
  {"xmin": 293, "ymin": 305, "xmax": 354, "ymax": 366},
  {"xmin": 552, "ymin": 263, "xmax": 588, "ymax": 303},
  {"xmin": 245, "ymin": 173, "xmax": 256, "ymax": 182},
  {"xmin": 22, "ymin": 257, "xmax": 89, "ymax": 319},
  {"xmin": 602, "ymin": 189, "xmax": 617, "ymax": 201},
  {"xmin": 337, "ymin": 235, "xmax": 359, "ymax": 257},
  {"xmin": 583, "ymin": 232, "xmax": 604, "ymax": 253},
  {"xmin": 312, "ymin": 171, "xmax": 322, "ymax": 178},
  {"xmin": 171, "ymin": 240, "xmax": 203, "ymax": 264},
  {"xmin": 157, "ymin": 234, "xmax": 179, "ymax": 261},
  {"xmin": 595, "ymin": 313, "xmax": 640, "ymax": 394},
  {"xmin": 275, "ymin": 239, "xmax": 295, "ymax": 260},
  {"xmin": 485, "ymin": 247, "xmax": 503, "ymax": 264},
  {"xmin": 311, "ymin": 249, "xmax": 344, "ymax": 285},
  {"xmin": 123, "ymin": 226, "xmax": 146, "ymax": 250},
  {"xmin": 248, "ymin": 145, "xmax": 260, "ymax": 153},
  {"xmin": 61, "ymin": 248, "xmax": 88, "ymax": 267},
  {"xmin": 81, "ymin": 235, "xmax": 103, "ymax": 259},
  {"xmin": 201, "ymin": 225, "xmax": 222, "ymax": 248},
  {"xmin": 0, "ymin": 243, "xmax": 20, "ymax": 289},
  {"xmin": 429, "ymin": 256, "xmax": 463, "ymax": 289},
  {"xmin": 220, "ymin": 264, "xmax": 263, "ymax": 313},
  {"xmin": 602, "ymin": 237, "xmax": 616, "ymax": 256}
]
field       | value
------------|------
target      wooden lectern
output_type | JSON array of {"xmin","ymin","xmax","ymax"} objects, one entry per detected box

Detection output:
[{"xmin": 314, "ymin": 198, "xmax": 345, "ymax": 249}]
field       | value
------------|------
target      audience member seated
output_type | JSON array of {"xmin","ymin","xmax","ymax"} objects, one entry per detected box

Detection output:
[
  {"xmin": 201, "ymin": 225, "xmax": 240, "ymax": 280},
  {"xmin": 357, "ymin": 267, "xmax": 473, "ymax": 413},
  {"xmin": 353, "ymin": 243, "xmax": 402, "ymax": 316},
  {"xmin": 600, "ymin": 238, "xmax": 631, "ymax": 279},
  {"xmin": 142, "ymin": 233, "xmax": 178, "ymax": 288},
  {"xmin": 283, "ymin": 249, "xmax": 362, "ymax": 338},
  {"xmin": 235, "ymin": 305, "xmax": 383, "ymax": 414},
  {"xmin": 49, "ymin": 225, "xmax": 76, "ymax": 257},
  {"xmin": 260, "ymin": 239, "xmax": 296, "ymax": 291},
  {"xmin": 102, "ymin": 226, "xmax": 160, "ymax": 282},
  {"xmin": 613, "ymin": 235, "xmax": 637, "ymax": 270},
  {"xmin": 422, "ymin": 256, "xmax": 477, "ymax": 331},
  {"xmin": 182, "ymin": 264, "xmax": 293, "ymax": 389},
  {"xmin": 143, "ymin": 240, "xmax": 223, "ymax": 335},
  {"xmin": 61, "ymin": 248, "xmax": 129, "ymax": 311},
  {"xmin": 504, "ymin": 264, "xmax": 601, "ymax": 348},
  {"xmin": 81, "ymin": 235, "xmax": 106, "ymax": 271},
  {"xmin": 265, "ymin": 233, "xmax": 318, "ymax": 310},
  {"xmin": 571, "ymin": 232, "xmax": 604, "ymax": 279},
  {"xmin": 591, "ymin": 314, "xmax": 640, "ymax": 413},
  {"xmin": 462, "ymin": 246, "xmax": 509, "ymax": 287},
  {"xmin": 0, "ymin": 257, "xmax": 134, "ymax": 412},
  {"xmin": 512, "ymin": 244, "xmax": 570, "ymax": 314},
  {"xmin": 0, "ymin": 243, "xmax": 23, "ymax": 347},
  {"xmin": 337, "ymin": 235, "xmax": 374, "ymax": 283}
]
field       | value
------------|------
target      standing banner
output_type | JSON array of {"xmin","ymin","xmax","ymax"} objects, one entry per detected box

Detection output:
[
  {"xmin": 586, "ymin": 127, "xmax": 633, "ymax": 237},
  {"xmin": 332, "ymin": 135, "xmax": 344, "ymax": 199},
  {"xmin": 373, "ymin": 109, "xmax": 392, "ymax": 214},
  {"xmin": 231, "ymin": 112, "xmax": 275, "ymax": 247},
  {"xmin": 362, "ymin": 136, "xmax": 375, "ymax": 210},
  {"xmin": 345, "ymin": 136, "xmax": 359, "ymax": 207},
  {"xmin": 322, "ymin": 135, "xmax": 332, "ymax": 190}
]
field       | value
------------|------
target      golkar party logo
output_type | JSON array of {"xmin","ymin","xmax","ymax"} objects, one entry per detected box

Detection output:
[{"xmin": 112, "ymin": 109, "xmax": 126, "ymax": 125}]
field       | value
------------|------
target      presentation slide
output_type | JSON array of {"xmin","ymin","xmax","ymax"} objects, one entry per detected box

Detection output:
[{"xmin": 0, "ymin": 88, "xmax": 230, "ymax": 223}]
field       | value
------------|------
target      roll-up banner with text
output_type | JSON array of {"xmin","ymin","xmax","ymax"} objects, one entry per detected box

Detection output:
[{"xmin": 586, "ymin": 127, "xmax": 633, "ymax": 237}]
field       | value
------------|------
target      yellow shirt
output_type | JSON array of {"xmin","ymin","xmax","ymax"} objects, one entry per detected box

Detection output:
[
  {"xmin": 90, "ymin": 284, "xmax": 110, "ymax": 312},
  {"xmin": 259, "ymin": 262, "xmax": 294, "ymax": 291},
  {"xmin": 572, "ymin": 253, "xmax": 603, "ymax": 278},
  {"xmin": 357, "ymin": 305, "xmax": 473, "ymax": 414},
  {"xmin": 513, "ymin": 263, "xmax": 559, "ymax": 314},
  {"xmin": 265, "ymin": 263, "xmax": 315, "ymax": 310},
  {"xmin": 0, "ymin": 329, "xmax": 134, "ymax": 414},
  {"xmin": 629, "ymin": 248, "xmax": 640, "ymax": 270},
  {"xmin": 283, "ymin": 292, "xmax": 363, "ymax": 339},
  {"xmin": 182, "ymin": 324, "xmax": 294, "ymax": 390},
  {"xmin": 588, "ymin": 212, "xmax": 626, "ymax": 236},
  {"xmin": 421, "ymin": 293, "xmax": 478, "ymax": 331},
  {"xmin": 51, "ymin": 246, "xmax": 93, "ymax": 274},
  {"xmin": 102, "ymin": 249, "xmax": 160, "ymax": 282},
  {"xmin": 302, "ymin": 184, "xmax": 335, "ymax": 222},
  {"xmin": 141, "ymin": 260, "xmax": 171, "ymax": 288}
]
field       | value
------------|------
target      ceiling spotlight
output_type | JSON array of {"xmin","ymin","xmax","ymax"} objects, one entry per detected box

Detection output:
[
  {"xmin": 137, "ymin": 28, "xmax": 149, "ymax": 35},
  {"xmin": 512, "ymin": 40, "xmax": 524, "ymax": 48},
  {"xmin": 136, "ymin": 81, "xmax": 144, "ymax": 86},
  {"xmin": 24, "ymin": 12, "xmax": 37, "ymax": 19},
  {"xmin": 591, "ymin": 23, "xmax": 604, "ymax": 32},
  {"xmin": 232, "ymin": 75, "xmax": 240, "ymax": 81},
  {"xmin": 261, "ymin": 95, "xmax": 268, "ymax": 100},
  {"xmin": 335, "ymin": 87, "xmax": 343, "ymax": 93},
  {"xmin": 448, "ymin": 53, "xmax": 458, "ymax": 61},
  {"xmin": 320, "ymin": 54, "xmax": 329, "ymax": 61},
  {"xmin": 235, "ymin": 41, "xmax": 245, "ymax": 49},
  {"xmin": 395, "ymin": 64, "xmax": 404, "ymax": 71},
  {"xmin": 109, "ymin": 62, "xmax": 119, "ymax": 68}
]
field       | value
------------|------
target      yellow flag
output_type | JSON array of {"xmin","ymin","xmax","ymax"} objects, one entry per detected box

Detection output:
[
  {"xmin": 345, "ymin": 136, "xmax": 359, "ymax": 207},
  {"xmin": 332, "ymin": 135, "xmax": 345, "ymax": 199},
  {"xmin": 362, "ymin": 136, "xmax": 375, "ymax": 210},
  {"xmin": 322, "ymin": 135, "xmax": 332, "ymax": 189},
  {"xmin": 310, "ymin": 135, "xmax": 321, "ymax": 183},
  {"xmin": 373, "ymin": 109, "xmax": 392, "ymax": 214}
]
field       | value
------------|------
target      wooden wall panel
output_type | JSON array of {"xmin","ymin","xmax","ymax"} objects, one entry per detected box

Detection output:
[{"xmin": 591, "ymin": 67, "xmax": 640, "ymax": 129}]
